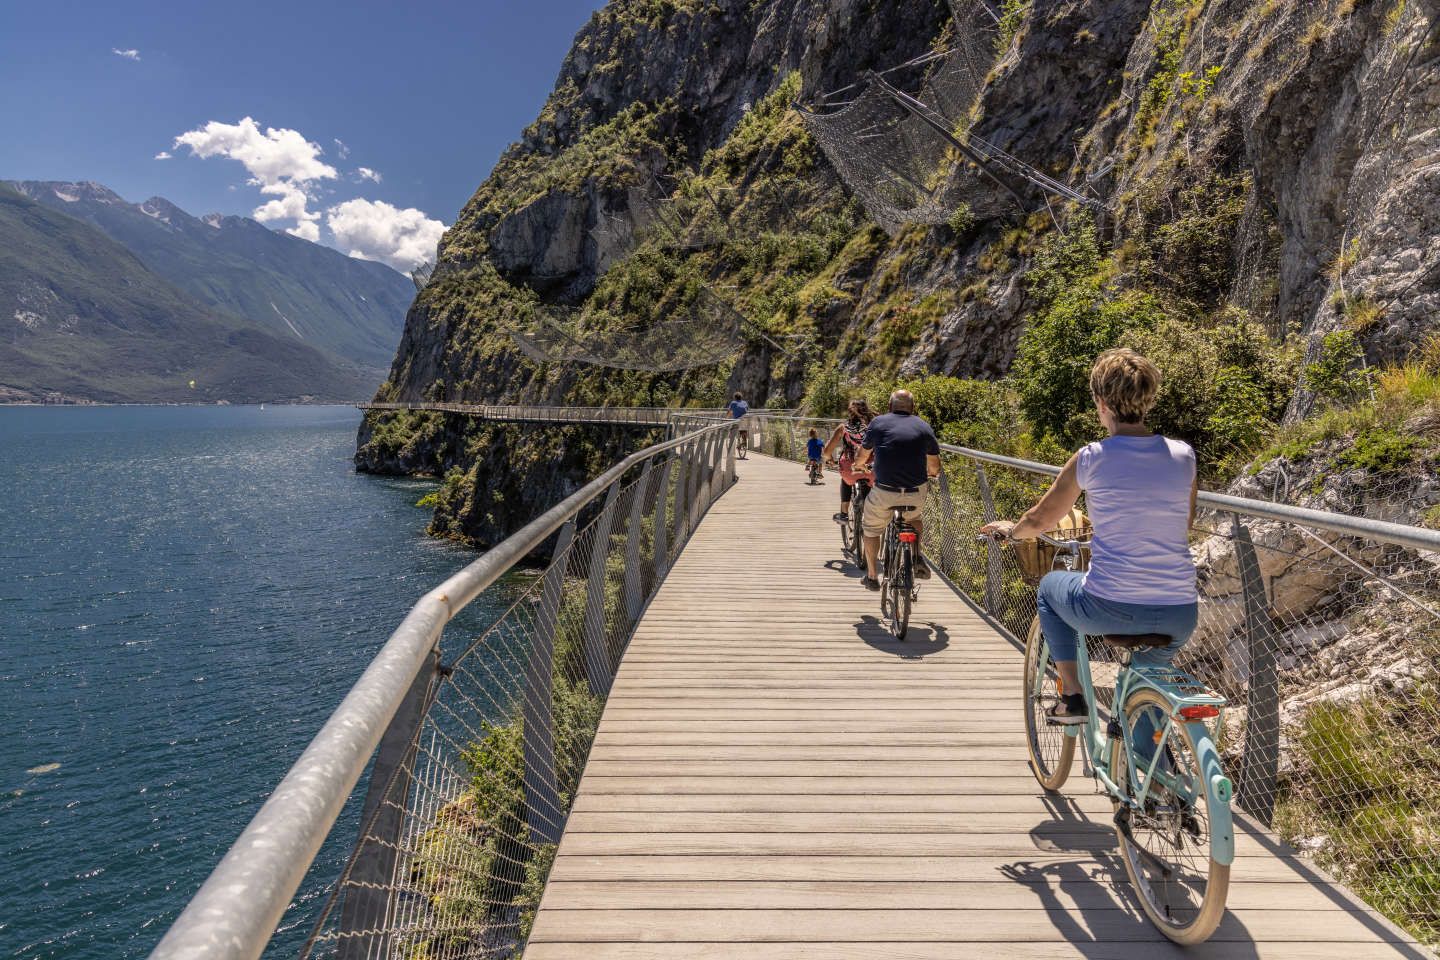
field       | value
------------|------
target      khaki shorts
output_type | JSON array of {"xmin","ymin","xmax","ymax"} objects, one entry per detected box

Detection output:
[{"xmin": 863, "ymin": 485, "xmax": 926, "ymax": 538}]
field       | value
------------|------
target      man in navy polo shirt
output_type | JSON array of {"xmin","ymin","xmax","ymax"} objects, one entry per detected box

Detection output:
[{"xmin": 852, "ymin": 389, "xmax": 941, "ymax": 591}]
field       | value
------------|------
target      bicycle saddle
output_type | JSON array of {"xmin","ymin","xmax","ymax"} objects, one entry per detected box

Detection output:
[{"xmin": 1103, "ymin": 633, "xmax": 1173, "ymax": 649}]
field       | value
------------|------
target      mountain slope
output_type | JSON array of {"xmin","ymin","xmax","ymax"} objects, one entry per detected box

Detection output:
[
  {"xmin": 7, "ymin": 181, "xmax": 412, "ymax": 374},
  {"xmin": 0, "ymin": 185, "xmax": 372, "ymax": 403}
]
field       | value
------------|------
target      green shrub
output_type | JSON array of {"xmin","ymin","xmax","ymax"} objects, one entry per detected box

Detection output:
[{"xmin": 1307, "ymin": 330, "xmax": 1373, "ymax": 404}]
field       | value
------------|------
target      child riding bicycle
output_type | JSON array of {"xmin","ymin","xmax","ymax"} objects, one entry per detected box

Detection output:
[
  {"xmin": 805, "ymin": 428, "xmax": 825, "ymax": 483},
  {"xmin": 980, "ymin": 348, "xmax": 1199, "ymax": 725}
]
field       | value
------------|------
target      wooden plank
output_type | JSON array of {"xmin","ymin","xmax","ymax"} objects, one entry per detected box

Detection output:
[
  {"xmin": 557, "ymin": 831, "xmax": 1282, "ymax": 858},
  {"xmin": 584, "ymin": 745, "xmax": 1032, "ymax": 762},
  {"xmin": 527, "ymin": 908, "xmax": 1415, "ymax": 943},
  {"xmin": 567, "ymin": 792, "xmax": 1115, "ymax": 815},
  {"xmin": 536, "ymin": 879, "xmax": 1380, "ymax": 913},
  {"xmin": 543, "ymin": 854, "xmax": 1353, "ymax": 885},
  {"xmin": 525, "ymin": 943, "xmax": 1422, "ymax": 960}
]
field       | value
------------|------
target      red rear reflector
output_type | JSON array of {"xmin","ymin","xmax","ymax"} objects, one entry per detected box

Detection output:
[
  {"xmin": 1179, "ymin": 705, "xmax": 1220, "ymax": 720},
  {"xmin": 899, "ymin": 532, "xmax": 918, "ymax": 543}
]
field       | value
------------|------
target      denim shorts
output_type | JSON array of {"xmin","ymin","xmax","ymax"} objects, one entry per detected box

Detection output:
[{"xmin": 1036, "ymin": 571, "xmax": 1197, "ymax": 667}]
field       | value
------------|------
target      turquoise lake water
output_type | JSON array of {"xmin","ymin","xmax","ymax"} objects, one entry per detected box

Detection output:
[{"xmin": 0, "ymin": 405, "xmax": 513, "ymax": 958}]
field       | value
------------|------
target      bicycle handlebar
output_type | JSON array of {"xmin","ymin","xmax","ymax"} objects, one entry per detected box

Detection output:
[{"xmin": 976, "ymin": 529, "xmax": 1090, "ymax": 554}]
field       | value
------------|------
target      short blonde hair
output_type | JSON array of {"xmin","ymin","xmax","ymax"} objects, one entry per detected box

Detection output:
[{"xmin": 1090, "ymin": 348, "xmax": 1160, "ymax": 424}]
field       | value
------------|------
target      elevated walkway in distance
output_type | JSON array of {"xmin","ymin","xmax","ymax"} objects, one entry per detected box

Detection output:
[
  {"xmin": 358, "ymin": 401, "xmax": 728, "ymax": 428},
  {"xmin": 524, "ymin": 453, "xmax": 1431, "ymax": 959}
]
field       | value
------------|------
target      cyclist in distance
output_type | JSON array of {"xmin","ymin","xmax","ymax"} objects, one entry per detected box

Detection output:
[
  {"xmin": 822, "ymin": 398, "xmax": 875, "ymax": 523},
  {"xmin": 980, "ymin": 349, "xmax": 1199, "ymax": 724},
  {"xmin": 728, "ymin": 391, "xmax": 750, "ymax": 459},
  {"xmin": 852, "ymin": 390, "xmax": 940, "ymax": 592}
]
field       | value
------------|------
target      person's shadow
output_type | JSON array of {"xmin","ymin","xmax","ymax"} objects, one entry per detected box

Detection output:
[
  {"xmin": 854, "ymin": 615, "xmax": 949, "ymax": 658},
  {"xmin": 823, "ymin": 558, "xmax": 864, "ymax": 580}
]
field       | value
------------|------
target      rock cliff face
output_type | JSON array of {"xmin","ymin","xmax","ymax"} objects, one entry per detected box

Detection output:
[{"xmin": 360, "ymin": 0, "xmax": 1440, "ymax": 547}]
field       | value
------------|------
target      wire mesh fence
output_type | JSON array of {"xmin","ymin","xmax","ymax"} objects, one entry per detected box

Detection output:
[
  {"xmin": 752, "ymin": 413, "xmax": 1440, "ymax": 946},
  {"xmin": 151, "ymin": 420, "xmax": 738, "ymax": 960}
]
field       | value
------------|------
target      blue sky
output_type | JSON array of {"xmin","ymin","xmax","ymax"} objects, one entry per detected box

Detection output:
[{"xmin": 0, "ymin": 0, "xmax": 607, "ymax": 269}]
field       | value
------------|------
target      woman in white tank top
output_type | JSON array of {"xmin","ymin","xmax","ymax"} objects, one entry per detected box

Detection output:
[{"xmin": 981, "ymin": 349, "xmax": 1199, "ymax": 724}]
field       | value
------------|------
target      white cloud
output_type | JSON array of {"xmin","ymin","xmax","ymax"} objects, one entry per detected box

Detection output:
[
  {"xmin": 356, "ymin": 166, "xmax": 382, "ymax": 183},
  {"xmin": 333, "ymin": 138, "xmax": 350, "ymax": 159},
  {"xmin": 112, "ymin": 48, "xmax": 141, "ymax": 61},
  {"xmin": 154, "ymin": 150, "xmax": 172, "ymax": 160},
  {"xmin": 326, "ymin": 198, "xmax": 445, "ymax": 272},
  {"xmin": 173, "ymin": 117, "xmax": 337, "ymax": 237},
  {"xmin": 288, "ymin": 220, "xmax": 321, "ymax": 242}
]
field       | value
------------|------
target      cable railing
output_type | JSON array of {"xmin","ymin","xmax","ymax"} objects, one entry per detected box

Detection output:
[
  {"xmin": 151, "ymin": 414, "xmax": 740, "ymax": 960},
  {"xmin": 752, "ymin": 412, "xmax": 1440, "ymax": 946}
]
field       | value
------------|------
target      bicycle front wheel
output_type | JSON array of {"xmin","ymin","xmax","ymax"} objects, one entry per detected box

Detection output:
[
  {"xmin": 838, "ymin": 508, "xmax": 852, "ymax": 558},
  {"xmin": 1022, "ymin": 617, "xmax": 1076, "ymax": 791},
  {"xmin": 1111, "ymin": 687, "xmax": 1230, "ymax": 945}
]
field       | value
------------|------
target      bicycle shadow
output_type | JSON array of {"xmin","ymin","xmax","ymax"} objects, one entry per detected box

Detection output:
[
  {"xmin": 853, "ymin": 615, "xmax": 950, "ymax": 658},
  {"xmin": 1001, "ymin": 794, "xmax": 1261, "ymax": 957},
  {"xmin": 822, "ymin": 558, "xmax": 864, "ymax": 580}
]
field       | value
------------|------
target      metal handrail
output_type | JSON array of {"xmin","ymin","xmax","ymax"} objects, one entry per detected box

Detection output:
[
  {"xmin": 749, "ymin": 414, "xmax": 1440, "ymax": 554},
  {"xmin": 150, "ymin": 417, "xmax": 738, "ymax": 960}
]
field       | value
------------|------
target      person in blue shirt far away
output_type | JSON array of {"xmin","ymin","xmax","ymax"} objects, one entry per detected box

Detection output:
[
  {"xmin": 806, "ymin": 428, "xmax": 825, "ymax": 480},
  {"xmin": 728, "ymin": 391, "xmax": 750, "ymax": 459}
]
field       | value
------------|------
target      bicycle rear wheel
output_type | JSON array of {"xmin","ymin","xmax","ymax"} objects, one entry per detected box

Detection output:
[
  {"xmin": 1022, "ymin": 617, "xmax": 1076, "ymax": 791},
  {"xmin": 1111, "ymin": 687, "xmax": 1230, "ymax": 945}
]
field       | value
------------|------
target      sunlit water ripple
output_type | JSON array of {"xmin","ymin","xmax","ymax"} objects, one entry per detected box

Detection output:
[{"xmin": 0, "ymin": 405, "xmax": 516, "ymax": 958}]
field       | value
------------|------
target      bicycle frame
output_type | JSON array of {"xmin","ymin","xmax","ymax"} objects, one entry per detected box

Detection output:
[{"xmin": 1022, "ymin": 536, "xmax": 1235, "ymax": 867}]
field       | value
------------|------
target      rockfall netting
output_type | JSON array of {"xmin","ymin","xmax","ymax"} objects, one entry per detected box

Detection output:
[
  {"xmin": 754, "ymin": 413, "xmax": 1440, "ymax": 946},
  {"xmin": 510, "ymin": 288, "xmax": 744, "ymax": 373},
  {"xmin": 797, "ymin": 0, "xmax": 1099, "ymax": 234}
]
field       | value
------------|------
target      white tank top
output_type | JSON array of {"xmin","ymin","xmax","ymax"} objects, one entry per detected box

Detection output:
[{"xmin": 1075, "ymin": 434, "xmax": 1197, "ymax": 605}]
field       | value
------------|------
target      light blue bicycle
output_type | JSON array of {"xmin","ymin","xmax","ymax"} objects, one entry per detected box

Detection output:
[{"xmin": 1005, "ymin": 531, "xmax": 1235, "ymax": 944}]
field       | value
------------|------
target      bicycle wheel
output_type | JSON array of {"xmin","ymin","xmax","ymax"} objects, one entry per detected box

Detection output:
[
  {"xmin": 1022, "ymin": 617, "xmax": 1076, "ymax": 791},
  {"xmin": 850, "ymin": 498, "xmax": 865, "ymax": 567},
  {"xmin": 837, "ymin": 508, "xmax": 852, "ymax": 557},
  {"xmin": 891, "ymin": 548, "xmax": 912, "ymax": 639},
  {"xmin": 1111, "ymin": 687, "xmax": 1230, "ymax": 945}
]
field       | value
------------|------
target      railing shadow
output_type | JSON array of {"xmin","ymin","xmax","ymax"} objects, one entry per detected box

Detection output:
[{"xmin": 853, "ymin": 615, "xmax": 950, "ymax": 657}]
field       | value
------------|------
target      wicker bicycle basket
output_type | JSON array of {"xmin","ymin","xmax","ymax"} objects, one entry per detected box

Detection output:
[{"xmin": 1010, "ymin": 508, "xmax": 1093, "ymax": 586}]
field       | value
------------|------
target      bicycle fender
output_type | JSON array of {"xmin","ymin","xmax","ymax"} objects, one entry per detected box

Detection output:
[{"xmin": 1187, "ymin": 721, "xmax": 1235, "ymax": 866}]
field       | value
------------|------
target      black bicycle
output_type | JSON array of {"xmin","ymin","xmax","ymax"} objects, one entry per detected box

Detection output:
[
  {"xmin": 878, "ymin": 503, "xmax": 920, "ymax": 639},
  {"xmin": 807, "ymin": 459, "xmax": 823, "ymax": 484}
]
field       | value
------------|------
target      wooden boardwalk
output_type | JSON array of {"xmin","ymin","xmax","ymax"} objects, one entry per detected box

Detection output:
[{"xmin": 525, "ymin": 454, "xmax": 1432, "ymax": 959}]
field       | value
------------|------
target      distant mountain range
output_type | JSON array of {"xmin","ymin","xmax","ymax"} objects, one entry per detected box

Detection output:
[
  {"xmin": 0, "ymin": 180, "xmax": 415, "ymax": 403},
  {"xmin": 0, "ymin": 185, "xmax": 376, "ymax": 403}
]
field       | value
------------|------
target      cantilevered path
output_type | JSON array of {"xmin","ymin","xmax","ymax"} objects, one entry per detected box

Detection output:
[{"xmin": 524, "ymin": 454, "xmax": 1431, "ymax": 959}]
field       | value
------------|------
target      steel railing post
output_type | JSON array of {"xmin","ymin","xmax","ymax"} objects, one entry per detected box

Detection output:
[
  {"xmin": 672, "ymin": 446, "xmax": 689, "ymax": 553},
  {"xmin": 524, "ymin": 519, "xmax": 574, "ymax": 845},
  {"xmin": 1233, "ymin": 514, "xmax": 1279, "ymax": 826},
  {"xmin": 582, "ymin": 483, "xmax": 621, "ymax": 697},
  {"xmin": 624, "ymin": 462, "xmax": 652, "ymax": 623},
  {"xmin": 935, "ymin": 466, "xmax": 957, "ymax": 577},
  {"xmin": 653, "ymin": 456, "xmax": 674, "ymax": 582},
  {"xmin": 975, "ymin": 463, "xmax": 1001, "ymax": 617},
  {"xmin": 726, "ymin": 421, "xmax": 737, "ymax": 485}
]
